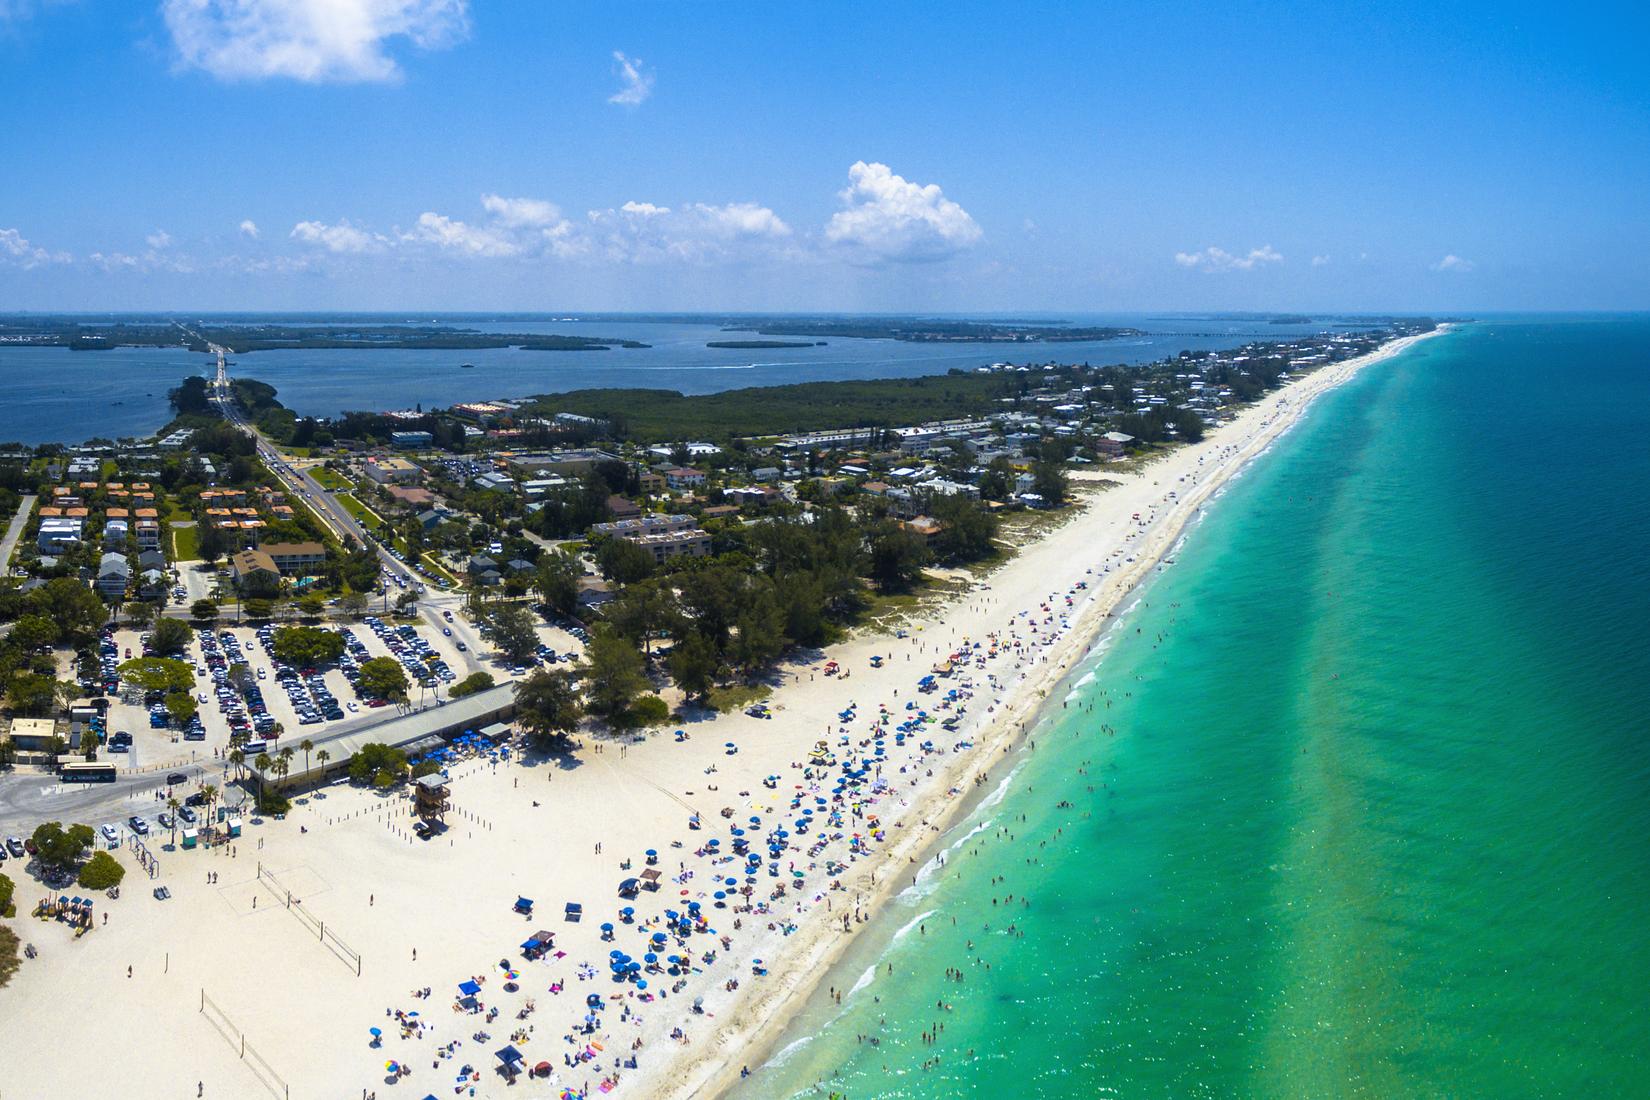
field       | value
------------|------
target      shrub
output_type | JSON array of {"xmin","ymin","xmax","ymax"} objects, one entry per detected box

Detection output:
[
  {"xmin": 76, "ymin": 850, "xmax": 126, "ymax": 891},
  {"xmin": 256, "ymin": 791, "xmax": 291, "ymax": 815},
  {"xmin": 0, "ymin": 871, "xmax": 14, "ymax": 917},
  {"xmin": 448, "ymin": 671, "xmax": 496, "ymax": 699},
  {"xmin": 628, "ymin": 694, "xmax": 671, "ymax": 727}
]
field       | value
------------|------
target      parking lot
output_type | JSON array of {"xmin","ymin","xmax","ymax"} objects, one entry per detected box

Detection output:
[
  {"xmin": 95, "ymin": 614, "xmax": 475, "ymax": 763},
  {"xmin": 95, "ymin": 607, "xmax": 583, "ymax": 767}
]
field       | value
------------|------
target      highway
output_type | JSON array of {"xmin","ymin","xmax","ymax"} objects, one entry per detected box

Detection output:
[
  {"xmin": 0, "ymin": 339, "xmax": 501, "ymax": 835},
  {"xmin": 192, "ymin": 334, "xmax": 489, "ymax": 670},
  {"xmin": 0, "ymin": 493, "xmax": 37, "ymax": 572}
]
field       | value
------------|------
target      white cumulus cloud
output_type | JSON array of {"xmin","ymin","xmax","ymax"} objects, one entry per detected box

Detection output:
[
  {"xmin": 0, "ymin": 227, "xmax": 72, "ymax": 267},
  {"xmin": 290, "ymin": 219, "xmax": 386, "ymax": 253},
  {"xmin": 1174, "ymin": 244, "xmax": 1284, "ymax": 272},
  {"xmin": 619, "ymin": 201, "xmax": 671, "ymax": 218},
  {"xmin": 1433, "ymin": 253, "xmax": 1474, "ymax": 272},
  {"xmin": 162, "ymin": 0, "xmax": 471, "ymax": 83},
  {"xmin": 480, "ymin": 193, "xmax": 562, "ymax": 229},
  {"xmin": 146, "ymin": 229, "xmax": 173, "ymax": 249},
  {"xmin": 239, "ymin": 219, "xmax": 261, "ymax": 238},
  {"xmin": 824, "ymin": 161, "xmax": 981, "ymax": 263},
  {"xmin": 607, "ymin": 50, "xmax": 653, "ymax": 106},
  {"xmin": 687, "ymin": 202, "xmax": 791, "ymax": 239},
  {"xmin": 1311, "ymin": 254, "xmax": 1331, "ymax": 267},
  {"xmin": 404, "ymin": 211, "xmax": 519, "ymax": 257}
]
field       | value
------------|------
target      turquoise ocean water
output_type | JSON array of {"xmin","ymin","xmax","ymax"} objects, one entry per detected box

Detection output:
[{"xmin": 750, "ymin": 317, "xmax": 1650, "ymax": 1098}]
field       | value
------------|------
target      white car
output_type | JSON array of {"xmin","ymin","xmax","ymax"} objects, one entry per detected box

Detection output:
[{"xmin": 100, "ymin": 824, "xmax": 120, "ymax": 844}]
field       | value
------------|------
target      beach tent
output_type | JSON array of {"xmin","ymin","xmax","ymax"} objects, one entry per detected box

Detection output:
[
  {"xmin": 564, "ymin": 901, "xmax": 584, "ymax": 921},
  {"xmin": 513, "ymin": 896, "xmax": 534, "ymax": 915},
  {"xmin": 639, "ymin": 869, "xmax": 662, "ymax": 890},
  {"xmin": 458, "ymin": 980, "xmax": 481, "ymax": 997}
]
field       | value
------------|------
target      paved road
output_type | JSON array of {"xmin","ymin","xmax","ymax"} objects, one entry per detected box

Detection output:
[
  {"xmin": 0, "ymin": 493, "xmax": 37, "ymax": 571},
  {"xmin": 0, "ymin": 689, "xmax": 463, "ymax": 835},
  {"xmin": 0, "ymin": 342, "xmax": 496, "ymax": 837},
  {"xmin": 0, "ymin": 760, "xmax": 218, "ymax": 839}
]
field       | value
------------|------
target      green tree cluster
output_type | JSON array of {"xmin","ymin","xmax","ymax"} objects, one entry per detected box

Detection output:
[
  {"xmin": 348, "ymin": 742, "xmax": 408, "ymax": 787},
  {"xmin": 356, "ymin": 657, "xmax": 410, "ymax": 703},
  {"xmin": 271, "ymin": 626, "xmax": 344, "ymax": 667},
  {"xmin": 448, "ymin": 670, "xmax": 496, "ymax": 698},
  {"xmin": 77, "ymin": 850, "xmax": 126, "ymax": 890}
]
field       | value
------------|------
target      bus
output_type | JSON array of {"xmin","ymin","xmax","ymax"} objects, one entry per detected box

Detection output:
[{"xmin": 60, "ymin": 761, "xmax": 118, "ymax": 783}]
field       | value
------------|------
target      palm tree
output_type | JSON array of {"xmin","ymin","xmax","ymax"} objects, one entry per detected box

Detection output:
[
  {"xmin": 315, "ymin": 748, "xmax": 331, "ymax": 778},
  {"xmin": 166, "ymin": 796, "xmax": 181, "ymax": 847},
  {"xmin": 228, "ymin": 747, "xmax": 245, "ymax": 781},
  {"xmin": 254, "ymin": 752, "xmax": 273, "ymax": 800},
  {"xmin": 199, "ymin": 783, "xmax": 218, "ymax": 830},
  {"xmin": 278, "ymin": 746, "xmax": 295, "ymax": 790},
  {"xmin": 299, "ymin": 738, "xmax": 314, "ymax": 782}
]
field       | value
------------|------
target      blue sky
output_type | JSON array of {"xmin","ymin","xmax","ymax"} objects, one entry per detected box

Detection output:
[{"xmin": 1, "ymin": 0, "xmax": 1646, "ymax": 312}]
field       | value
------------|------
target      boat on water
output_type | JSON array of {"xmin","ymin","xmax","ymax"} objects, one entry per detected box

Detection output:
[{"xmin": 460, "ymin": 363, "xmax": 475, "ymax": 369}]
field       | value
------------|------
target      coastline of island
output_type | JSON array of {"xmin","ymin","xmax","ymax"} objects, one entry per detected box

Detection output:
[
  {"xmin": 0, "ymin": 322, "xmax": 1447, "ymax": 1100},
  {"xmin": 654, "ymin": 324, "xmax": 1449, "ymax": 1100}
]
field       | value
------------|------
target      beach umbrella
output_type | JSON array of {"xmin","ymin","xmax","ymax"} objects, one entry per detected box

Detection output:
[
  {"xmin": 636, "ymin": 979, "xmax": 648, "ymax": 990},
  {"xmin": 587, "ymin": 994, "xmax": 602, "ymax": 1006},
  {"xmin": 652, "ymin": 932, "xmax": 667, "ymax": 944},
  {"xmin": 644, "ymin": 952, "xmax": 658, "ymax": 963},
  {"xmin": 370, "ymin": 1027, "xmax": 382, "ymax": 1039},
  {"xmin": 601, "ymin": 922, "xmax": 614, "ymax": 931}
]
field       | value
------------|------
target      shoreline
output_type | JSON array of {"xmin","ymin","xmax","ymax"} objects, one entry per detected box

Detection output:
[
  {"xmin": 668, "ymin": 325, "xmax": 1448, "ymax": 1100},
  {"xmin": 0, "ymin": 327, "xmax": 1445, "ymax": 1100}
]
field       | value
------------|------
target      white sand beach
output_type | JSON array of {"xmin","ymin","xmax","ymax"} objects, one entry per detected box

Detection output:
[{"xmin": 0, "ymin": 329, "xmax": 1441, "ymax": 1100}]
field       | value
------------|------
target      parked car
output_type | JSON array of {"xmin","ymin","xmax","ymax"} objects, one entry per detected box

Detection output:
[
  {"xmin": 128, "ymin": 816, "xmax": 149, "ymax": 835},
  {"xmin": 166, "ymin": 771, "xmax": 188, "ymax": 786},
  {"xmin": 100, "ymin": 824, "xmax": 119, "ymax": 843},
  {"xmin": 5, "ymin": 836, "xmax": 24, "ymax": 857}
]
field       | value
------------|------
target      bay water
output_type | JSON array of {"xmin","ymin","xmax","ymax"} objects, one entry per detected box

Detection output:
[{"xmin": 0, "ymin": 314, "xmax": 1370, "ymax": 445}]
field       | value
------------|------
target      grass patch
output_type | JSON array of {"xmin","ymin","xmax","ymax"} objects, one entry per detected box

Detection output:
[
  {"xmin": 857, "ymin": 573, "xmax": 973, "ymax": 632},
  {"xmin": 996, "ymin": 503, "xmax": 1090, "ymax": 548},
  {"xmin": 334, "ymin": 492, "xmax": 384, "ymax": 529},
  {"xmin": 0, "ymin": 924, "xmax": 19, "ymax": 989},
  {"xmin": 420, "ymin": 552, "xmax": 459, "ymax": 586},
  {"xmin": 309, "ymin": 467, "xmax": 350, "ymax": 491},
  {"xmin": 170, "ymin": 523, "xmax": 199, "ymax": 562},
  {"xmin": 706, "ymin": 681, "xmax": 772, "ymax": 713}
]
